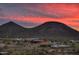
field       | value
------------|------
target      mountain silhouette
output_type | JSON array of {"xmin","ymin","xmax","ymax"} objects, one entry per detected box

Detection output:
[
  {"xmin": 0, "ymin": 21, "xmax": 29, "ymax": 38},
  {"xmin": 30, "ymin": 21, "xmax": 79, "ymax": 39},
  {"xmin": 0, "ymin": 21, "xmax": 78, "ymax": 40},
  {"xmin": 0, "ymin": 21, "xmax": 25, "ymax": 29}
]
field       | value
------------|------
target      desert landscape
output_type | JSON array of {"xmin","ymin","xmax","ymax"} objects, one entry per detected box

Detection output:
[{"xmin": 0, "ymin": 21, "xmax": 78, "ymax": 55}]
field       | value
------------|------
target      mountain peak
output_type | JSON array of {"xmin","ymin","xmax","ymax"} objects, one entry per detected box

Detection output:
[
  {"xmin": 43, "ymin": 21, "xmax": 66, "ymax": 26},
  {"xmin": 0, "ymin": 21, "xmax": 25, "ymax": 29},
  {"xmin": 7, "ymin": 21, "xmax": 16, "ymax": 23},
  {"xmin": 33, "ymin": 21, "xmax": 79, "ymax": 36},
  {"xmin": 4, "ymin": 21, "xmax": 18, "ymax": 25},
  {"xmin": 34, "ymin": 21, "xmax": 68, "ymax": 29}
]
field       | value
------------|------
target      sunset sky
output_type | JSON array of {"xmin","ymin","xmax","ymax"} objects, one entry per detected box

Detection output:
[{"xmin": 0, "ymin": 3, "xmax": 79, "ymax": 31}]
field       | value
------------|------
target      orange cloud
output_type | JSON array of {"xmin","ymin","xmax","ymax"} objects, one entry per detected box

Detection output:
[
  {"xmin": 0, "ymin": 16, "xmax": 79, "ymax": 31},
  {"xmin": 0, "ymin": 4, "xmax": 79, "ymax": 31},
  {"xmin": 39, "ymin": 4, "xmax": 79, "ymax": 18}
]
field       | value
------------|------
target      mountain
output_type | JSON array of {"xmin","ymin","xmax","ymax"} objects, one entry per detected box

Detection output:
[
  {"xmin": 30, "ymin": 21, "xmax": 79, "ymax": 39},
  {"xmin": 0, "ymin": 21, "xmax": 78, "ymax": 40},
  {"xmin": 0, "ymin": 21, "xmax": 29, "ymax": 38}
]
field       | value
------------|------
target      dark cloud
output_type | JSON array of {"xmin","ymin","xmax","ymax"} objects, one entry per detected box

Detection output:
[
  {"xmin": 0, "ymin": 8, "xmax": 5, "ymax": 17},
  {"xmin": 21, "ymin": 8, "xmax": 61, "ymax": 18},
  {"xmin": 0, "ymin": 3, "xmax": 63, "ymax": 18},
  {"xmin": 0, "ymin": 3, "xmax": 41, "ymax": 8}
]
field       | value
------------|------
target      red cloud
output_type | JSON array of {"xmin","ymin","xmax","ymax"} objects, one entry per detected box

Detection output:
[
  {"xmin": 35, "ymin": 4, "xmax": 79, "ymax": 18},
  {"xmin": 0, "ymin": 4, "xmax": 79, "ymax": 31},
  {"xmin": 0, "ymin": 16, "xmax": 79, "ymax": 31}
]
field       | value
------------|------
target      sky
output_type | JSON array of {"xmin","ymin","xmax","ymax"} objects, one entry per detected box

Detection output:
[{"xmin": 0, "ymin": 3, "xmax": 79, "ymax": 31}]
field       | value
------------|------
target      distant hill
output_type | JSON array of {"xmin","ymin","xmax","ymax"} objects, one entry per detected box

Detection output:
[
  {"xmin": 0, "ymin": 21, "xmax": 79, "ymax": 40},
  {"xmin": 30, "ymin": 21, "xmax": 79, "ymax": 39},
  {"xmin": 0, "ymin": 21, "xmax": 29, "ymax": 38}
]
